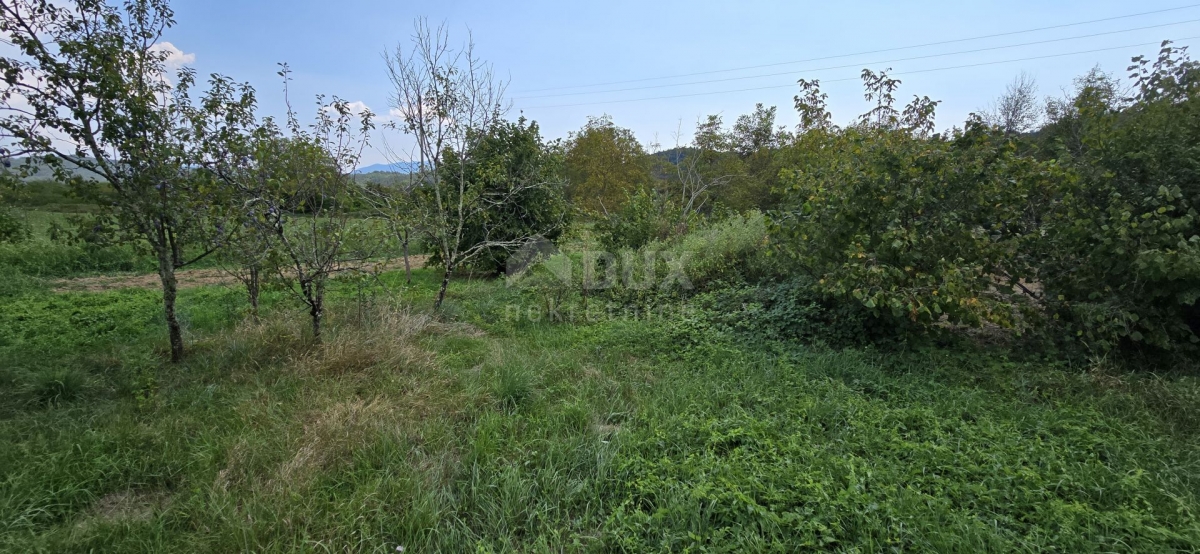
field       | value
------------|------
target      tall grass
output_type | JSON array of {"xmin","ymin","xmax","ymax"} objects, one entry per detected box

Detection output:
[
  {"xmin": 0, "ymin": 242, "xmax": 150, "ymax": 277},
  {"xmin": 0, "ymin": 266, "xmax": 1198, "ymax": 551}
]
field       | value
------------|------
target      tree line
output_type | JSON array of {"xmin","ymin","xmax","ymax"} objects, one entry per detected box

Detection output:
[
  {"xmin": 551, "ymin": 48, "xmax": 1200, "ymax": 355},
  {"xmin": 2, "ymin": 0, "xmax": 1198, "ymax": 362}
]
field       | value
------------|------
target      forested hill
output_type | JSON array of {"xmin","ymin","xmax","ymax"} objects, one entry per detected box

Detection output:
[{"xmin": 1, "ymin": 157, "xmax": 104, "ymax": 182}]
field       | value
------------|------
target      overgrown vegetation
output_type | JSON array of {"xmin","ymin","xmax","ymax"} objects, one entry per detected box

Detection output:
[
  {"xmin": 2, "ymin": 0, "xmax": 1200, "ymax": 550},
  {"xmin": 1, "ymin": 265, "xmax": 1198, "ymax": 551}
]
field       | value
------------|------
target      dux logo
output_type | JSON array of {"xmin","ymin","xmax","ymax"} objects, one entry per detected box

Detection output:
[
  {"xmin": 506, "ymin": 237, "xmax": 694, "ymax": 291},
  {"xmin": 505, "ymin": 236, "xmax": 570, "ymax": 287}
]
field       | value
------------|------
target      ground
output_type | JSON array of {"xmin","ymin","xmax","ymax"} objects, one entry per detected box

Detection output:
[
  {"xmin": 1, "ymin": 265, "xmax": 1199, "ymax": 552},
  {"xmin": 49, "ymin": 256, "xmax": 429, "ymax": 292}
]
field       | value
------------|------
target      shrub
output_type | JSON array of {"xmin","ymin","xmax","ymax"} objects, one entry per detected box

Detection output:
[
  {"xmin": 0, "ymin": 207, "xmax": 30, "ymax": 243},
  {"xmin": 1034, "ymin": 46, "xmax": 1200, "ymax": 351},
  {"xmin": 594, "ymin": 186, "xmax": 684, "ymax": 252},
  {"xmin": 774, "ymin": 120, "xmax": 1057, "ymax": 333},
  {"xmin": 689, "ymin": 279, "xmax": 887, "ymax": 348}
]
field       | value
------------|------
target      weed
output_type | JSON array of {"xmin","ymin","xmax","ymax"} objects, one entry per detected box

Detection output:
[{"xmin": 26, "ymin": 367, "xmax": 89, "ymax": 405}]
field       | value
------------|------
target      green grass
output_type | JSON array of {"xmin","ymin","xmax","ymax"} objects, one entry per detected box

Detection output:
[
  {"xmin": 16, "ymin": 210, "xmax": 71, "ymax": 240},
  {"xmin": 0, "ymin": 208, "xmax": 152, "ymax": 279},
  {"xmin": 0, "ymin": 207, "xmax": 413, "ymax": 280},
  {"xmin": 0, "ymin": 267, "xmax": 1198, "ymax": 552},
  {"xmin": 7, "ymin": 180, "xmax": 105, "ymax": 214}
]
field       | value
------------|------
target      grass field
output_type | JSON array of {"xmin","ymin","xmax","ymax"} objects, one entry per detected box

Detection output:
[
  {"xmin": 2, "ymin": 264, "xmax": 1199, "ymax": 552},
  {"xmin": 0, "ymin": 203, "xmax": 399, "ymax": 283},
  {"xmin": 0, "ymin": 207, "xmax": 153, "ymax": 281}
]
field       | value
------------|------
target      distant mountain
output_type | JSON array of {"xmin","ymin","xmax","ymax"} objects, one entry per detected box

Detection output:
[
  {"xmin": 353, "ymin": 161, "xmax": 423, "ymax": 174},
  {"xmin": 653, "ymin": 147, "xmax": 694, "ymax": 165},
  {"xmin": 4, "ymin": 156, "xmax": 422, "ymax": 182},
  {"xmin": 1, "ymin": 156, "xmax": 104, "ymax": 182},
  {"xmin": 353, "ymin": 171, "xmax": 416, "ymax": 187}
]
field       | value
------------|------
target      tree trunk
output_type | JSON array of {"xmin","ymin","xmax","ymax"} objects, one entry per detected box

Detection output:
[
  {"xmin": 156, "ymin": 246, "xmax": 184, "ymax": 363},
  {"xmin": 308, "ymin": 281, "xmax": 325, "ymax": 342},
  {"xmin": 402, "ymin": 231, "xmax": 412, "ymax": 285},
  {"xmin": 310, "ymin": 301, "xmax": 322, "ymax": 341},
  {"xmin": 434, "ymin": 264, "xmax": 452, "ymax": 310},
  {"xmin": 247, "ymin": 265, "xmax": 260, "ymax": 321}
]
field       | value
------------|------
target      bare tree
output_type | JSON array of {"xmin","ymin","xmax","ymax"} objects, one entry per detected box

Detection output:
[
  {"xmin": 672, "ymin": 118, "xmax": 737, "ymax": 218},
  {"xmin": 982, "ymin": 72, "xmax": 1042, "ymax": 134},
  {"xmin": 386, "ymin": 19, "xmax": 554, "ymax": 310}
]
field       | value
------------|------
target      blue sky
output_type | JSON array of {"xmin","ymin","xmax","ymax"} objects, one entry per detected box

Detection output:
[{"xmin": 164, "ymin": 0, "xmax": 1200, "ymax": 165}]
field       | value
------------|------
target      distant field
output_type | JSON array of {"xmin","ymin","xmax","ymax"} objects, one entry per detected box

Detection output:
[
  {"xmin": 16, "ymin": 209, "xmax": 76, "ymax": 242},
  {"xmin": 7, "ymin": 179, "xmax": 105, "ymax": 213},
  {"xmin": 0, "ymin": 199, "xmax": 410, "ymax": 281}
]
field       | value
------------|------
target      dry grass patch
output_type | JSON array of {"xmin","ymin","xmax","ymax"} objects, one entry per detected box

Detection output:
[
  {"xmin": 276, "ymin": 397, "xmax": 397, "ymax": 488},
  {"xmin": 299, "ymin": 309, "xmax": 435, "ymax": 376},
  {"xmin": 91, "ymin": 490, "xmax": 169, "ymax": 521},
  {"xmin": 192, "ymin": 312, "xmax": 311, "ymax": 374},
  {"xmin": 211, "ymin": 304, "xmax": 483, "ymax": 496},
  {"xmin": 73, "ymin": 489, "xmax": 171, "ymax": 534}
]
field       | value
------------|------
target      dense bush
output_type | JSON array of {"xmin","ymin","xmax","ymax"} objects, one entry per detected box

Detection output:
[
  {"xmin": 775, "ymin": 110, "xmax": 1058, "ymax": 331},
  {"xmin": 594, "ymin": 186, "xmax": 685, "ymax": 252},
  {"xmin": 686, "ymin": 279, "xmax": 883, "ymax": 348},
  {"xmin": 429, "ymin": 118, "xmax": 571, "ymax": 275},
  {"xmin": 1034, "ymin": 46, "xmax": 1200, "ymax": 351},
  {"xmin": 771, "ymin": 50, "xmax": 1200, "ymax": 353},
  {"xmin": 0, "ymin": 207, "xmax": 30, "ymax": 244}
]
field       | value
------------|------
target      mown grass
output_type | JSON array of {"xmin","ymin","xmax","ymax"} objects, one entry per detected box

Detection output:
[{"xmin": 1, "ymin": 267, "xmax": 1198, "ymax": 552}]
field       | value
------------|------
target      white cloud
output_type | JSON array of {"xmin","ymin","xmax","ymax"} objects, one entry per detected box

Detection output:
[
  {"xmin": 322, "ymin": 100, "xmax": 372, "ymax": 117},
  {"xmin": 149, "ymin": 42, "xmax": 196, "ymax": 69}
]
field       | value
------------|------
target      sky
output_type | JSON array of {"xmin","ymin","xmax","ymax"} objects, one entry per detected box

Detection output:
[{"xmin": 159, "ymin": 0, "xmax": 1200, "ymax": 166}]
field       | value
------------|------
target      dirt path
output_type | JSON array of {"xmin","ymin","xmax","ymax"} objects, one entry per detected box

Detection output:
[{"xmin": 52, "ymin": 255, "xmax": 429, "ymax": 293}]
